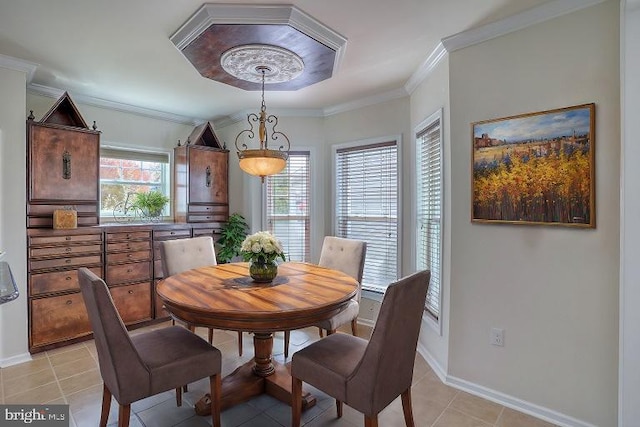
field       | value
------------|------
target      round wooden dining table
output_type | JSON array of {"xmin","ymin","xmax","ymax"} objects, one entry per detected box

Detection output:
[{"xmin": 156, "ymin": 261, "xmax": 358, "ymax": 411}]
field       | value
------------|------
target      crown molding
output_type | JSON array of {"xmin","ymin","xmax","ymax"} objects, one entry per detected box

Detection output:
[
  {"xmin": 27, "ymin": 83, "xmax": 204, "ymax": 126},
  {"xmin": 442, "ymin": 0, "xmax": 607, "ymax": 52},
  {"xmin": 0, "ymin": 54, "xmax": 38, "ymax": 83},
  {"xmin": 213, "ymin": 107, "xmax": 324, "ymax": 129},
  {"xmin": 404, "ymin": 42, "xmax": 447, "ymax": 95},
  {"xmin": 323, "ymin": 87, "xmax": 409, "ymax": 117},
  {"xmin": 170, "ymin": 4, "xmax": 347, "ymax": 75}
]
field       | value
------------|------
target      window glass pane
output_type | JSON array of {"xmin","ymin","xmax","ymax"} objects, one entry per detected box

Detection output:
[
  {"xmin": 99, "ymin": 150, "xmax": 169, "ymax": 218},
  {"xmin": 416, "ymin": 117, "xmax": 443, "ymax": 319},
  {"xmin": 266, "ymin": 152, "xmax": 311, "ymax": 262},
  {"xmin": 335, "ymin": 142, "xmax": 398, "ymax": 291}
]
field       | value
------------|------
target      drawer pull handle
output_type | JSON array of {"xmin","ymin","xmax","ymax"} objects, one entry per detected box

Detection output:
[
  {"xmin": 206, "ymin": 207, "xmax": 211, "ymax": 210},
  {"xmin": 65, "ymin": 236, "xmax": 72, "ymax": 241},
  {"xmin": 65, "ymin": 276, "xmax": 72, "ymax": 281},
  {"xmin": 128, "ymin": 290, "xmax": 134, "ymax": 294},
  {"xmin": 65, "ymin": 259, "xmax": 71, "ymax": 264},
  {"xmin": 65, "ymin": 248, "xmax": 72, "ymax": 252},
  {"xmin": 205, "ymin": 165, "xmax": 211, "ymax": 187},
  {"xmin": 127, "ymin": 254, "xmax": 132, "ymax": 258},
  {"xmin": 127, "ymin": 269, "xmax": 132, "ymax": 273},
  {"xmin": 216, "ymin": 191, "xmax": 220, "ymax": 197},
  {"xmin": 62, "ymin": 150, "xmax": 71, "ymax": 179},
  {"xmin": 170, "ymin": 231, "xmax": 175, "ymax": 235},
  {"xmin": 66, "ymin": 300, "xmax": 72, "ymax": 305}
]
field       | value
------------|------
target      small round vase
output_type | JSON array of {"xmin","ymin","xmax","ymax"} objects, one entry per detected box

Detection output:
[{"xmin": 249, "ymin": 259, "xmax": 278, "ymax": 283}]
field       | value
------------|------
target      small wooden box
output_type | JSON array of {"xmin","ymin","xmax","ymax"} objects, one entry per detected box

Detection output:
[{"xmin": 53, "ymin": 209, "xmax": 77, "ymax": 229}]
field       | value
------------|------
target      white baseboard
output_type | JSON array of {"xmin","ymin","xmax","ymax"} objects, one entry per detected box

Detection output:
[
  {"xmin": 356, "ymin": 318, "xmax": 375, "ymax": 329},
  {"xmin": 0, "ymin": 352, "xmax": 32, "ymax": 368},
  {"xmin": 415, "ymin": 345, "xmax": 595, "ymax": 427}
]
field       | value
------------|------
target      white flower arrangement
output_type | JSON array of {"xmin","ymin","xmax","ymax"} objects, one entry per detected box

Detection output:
[{"xmin": 240, "ymin": 231, "xmax": 287, "ymax": 264}]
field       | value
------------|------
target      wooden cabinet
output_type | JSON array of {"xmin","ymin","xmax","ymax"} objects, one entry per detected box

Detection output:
[
  {"xmin": 27, "ymin": 93, "xmax": 100, "ymax": 228},
  {"xmin": 174, "ymin": 122, "xmax": 229, "ymax": 224},
  {"xmin": 27, "ymin": 228, "xmax": 103, "ymax": 351},
  {"xmin": 104, "ymin": 228, "xmax": 152, "ymax": 325}
]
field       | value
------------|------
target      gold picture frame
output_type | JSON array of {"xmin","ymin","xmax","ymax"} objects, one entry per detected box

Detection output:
[{"xmin": 471, "ymin": 103, "xmax": 595, "ymax": 227}]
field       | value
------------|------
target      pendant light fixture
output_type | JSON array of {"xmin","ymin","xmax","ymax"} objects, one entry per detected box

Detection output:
[{"xmin": 234, "ymin": 65, "xmax": 291, "ymax": 183}]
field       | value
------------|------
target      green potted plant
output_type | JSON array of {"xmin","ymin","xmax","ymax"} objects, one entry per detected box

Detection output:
[
  {"xmin": 216, "ymin": 213, "xmax": 249, "ymax": 263},
  {"xmin": 131, "ymin": 190, "xmax": 169, "ymax": 219}
]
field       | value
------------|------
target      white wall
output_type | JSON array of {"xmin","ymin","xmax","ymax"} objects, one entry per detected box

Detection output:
[
  {"xmin": 447, "ymin": 2, "xmax": 619, "ymax": 425},
  {"xmin": 619, "ymin": 2, "xmax": 640, "ymax": 425},
  {"xmin": 0, "ymin": 67, "xmax": 28, "ymax": 366},
  {"xmin": 410, "ymin": 56, "xmax": 451, "ymax": 376}
]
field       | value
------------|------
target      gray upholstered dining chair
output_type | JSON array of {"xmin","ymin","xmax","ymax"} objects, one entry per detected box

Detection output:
[
  {"xmin": 78, "ymin": 268, "xmax": 222, "ymax": 427},
  {"xmin": 160, "ymin": 236, "xmax": 244, "ymax": 356},
  {"xmin": 283, "ymin": 236, "xmax": 366, "ymax": 357},
  {"xmin": 291, "ymin": 269, "xmax": 431, "ymax": 427}
]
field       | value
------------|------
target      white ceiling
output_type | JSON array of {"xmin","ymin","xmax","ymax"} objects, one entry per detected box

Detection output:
[{"xmin": 0, "ymin": 0, "xmax": 554, "ymax": 122}]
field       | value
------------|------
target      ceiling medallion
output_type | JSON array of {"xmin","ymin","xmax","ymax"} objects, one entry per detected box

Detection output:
[{"xmin": 221, "ymin": 44, "xmax": 304, "ymax": 84}]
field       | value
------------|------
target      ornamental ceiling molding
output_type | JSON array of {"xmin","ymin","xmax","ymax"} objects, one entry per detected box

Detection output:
[
  {"xmin": 170, "ymin": 4, "xmax": 347, "ymax": 76},
  {"xmin": 0, "ymin": 53, "xmax": 38, "ymax": 83}
]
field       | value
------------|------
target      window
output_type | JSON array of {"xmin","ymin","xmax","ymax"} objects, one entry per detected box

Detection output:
[
  {"xmin": 416, "ymin": 111, "xmax": 443, "ymax": 320},
  {"xmin": 100, "ymin": 147, "xmax": 170, "ymax": 218},
  {"xmin": 335, "ymin": 140, "xmax": 399, "ymax": 292},
  {"xmin": 265, "ymin": 151, "xmax": 311, "ymax": 261}
]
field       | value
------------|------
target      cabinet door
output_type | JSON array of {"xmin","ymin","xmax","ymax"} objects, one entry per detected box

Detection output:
[
  {"xmin": 30, "ymin": 293, "xmax": 91, "ymax": 348},
  {"xmin": 29, "ymin": 125, "xmax": 99, "ymax": 202},
  {"xmin": 188, "ymin": 149, "xmax": 228, "ymax": 204}
]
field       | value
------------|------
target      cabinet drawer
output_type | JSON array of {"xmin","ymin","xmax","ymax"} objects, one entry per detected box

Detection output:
[
  {"xmin": 30, "ymin": 293, "xmax": 92, "ymax": 348},
  {"xmin": 106, "ymin": 231, "xmax": 151, "ymax": 242},
  {"xmin": 192, "ymin": 228, "xmax": 222, "ymax": 238},
  {"xmin": 110, "ymin": 282, "xmax": 152, "ymax": 325},
  {"xmin": 187, "ymin": 213, "xmax": 227, "ymax": 223},
  {"xmin": 107, "ymin": 240, "xmax": 150, "ymax": 253},
  {"xmin": 188, "ymin": 204, "xmax": 228, "ymax": 214},
  {"xmin": 30, "ymin": 243, "xmax": 102, "ymax": 258},
  {"xmin": 30, "ymin": 233, "xmax": 102, "ymax": 246},
  {"xmin": 106, "ymin": 261, "xmax": 151, "ymax": 284},
  {"xmin": 107, "ymin": 250, "xmax": 151, "ymax": 264},
  {"xmin": 153, "ymin": 229, "xmax": 191, "ymax": 239},
  {"xmin": 30, "ymin": 266, "xmax": 102, "ymax": 296},
  {"xmin": 30, "ymin": 255, "xmax": 102, "ymax": 271}
]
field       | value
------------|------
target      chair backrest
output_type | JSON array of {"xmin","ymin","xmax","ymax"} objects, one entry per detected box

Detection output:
[
  {"xmin": 78, "ymin": 268, "xmax": 149, "ymax": 404},
  {"xmin": 160, "ymin": 236, "xmax": 217, "ymax": 277},
  {"xmin": 346, "ymin": 269, "xmax": 431, "ymax": 416},
  {"xmin": 318, "ymin": 236, "xmax": 367, "ymax": 301}
]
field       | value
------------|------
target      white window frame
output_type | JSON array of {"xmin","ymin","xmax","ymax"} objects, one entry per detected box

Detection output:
[
  {"xmin": 414, "ymin": 109, "xmax": 444, "ymax": 334},
  {"xmin": 331, "ymin": 135, "xmax": 402, "ymax": 293},
  {"xmin": 99, "ymin": 144, "xmax": 171, "ymax": 221},
  {"xmin": 262, "ymin": 150, "xmax": 312, "ymax": 262}
]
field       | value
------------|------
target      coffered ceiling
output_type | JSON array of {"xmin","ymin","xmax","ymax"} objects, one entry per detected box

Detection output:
[{"xmin": 0, "ymin": 0, "xmax": 557, "ymax": 123}]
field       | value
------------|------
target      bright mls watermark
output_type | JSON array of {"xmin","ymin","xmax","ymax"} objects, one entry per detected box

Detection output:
[{"xmin": 0, "ymin": 405, "xmax": 68, "ymax": 426}]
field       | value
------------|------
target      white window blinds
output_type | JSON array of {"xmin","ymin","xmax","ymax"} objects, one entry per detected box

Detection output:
[
  {"xmin": 265, "ymin": 151, "xmax": 311, "ymax": 262},
  {"xmin": 416, "ymin": 116, "xmax": 443, "ymax": 319},
  {"xmin": 335, "ymin": 141, "xmax": 398, "ymax": 292}
]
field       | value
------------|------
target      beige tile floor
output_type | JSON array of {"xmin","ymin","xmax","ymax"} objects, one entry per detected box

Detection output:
[{"xmin": 0, "ymin": 322, "xmax": 557, "ymax": 427}]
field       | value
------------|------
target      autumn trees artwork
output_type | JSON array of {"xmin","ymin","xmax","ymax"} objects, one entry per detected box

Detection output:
[{"xmin": 472, "ymin": 104, "xmax": 595, "ymax": 227}]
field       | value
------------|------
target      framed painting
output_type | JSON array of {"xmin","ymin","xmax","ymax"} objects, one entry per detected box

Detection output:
[{"xmin": 471, "ymin": 103, "xmax": 595, "ymax": 227}]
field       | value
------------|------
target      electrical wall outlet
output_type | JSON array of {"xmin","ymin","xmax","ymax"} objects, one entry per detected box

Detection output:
[{"xmin": 490, "ymin": 328, "xmax": 505, "ymax": 346}]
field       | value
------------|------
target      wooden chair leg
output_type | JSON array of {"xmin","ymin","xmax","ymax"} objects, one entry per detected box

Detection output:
[
  {"xmin": 364, "ymin": 414, "xmax": 378, "ymax": 427},
  {"xmin": 401, "ymin": 388, "xmax": 415, "ymax": 427},
  {"xmin": 318, "ymin": 327, "xmax": 324, "ymax": 337},
  {"xmin": 188, "ymin": 324, "xmax": 195, "ymax": 333},
  {"xmin": 210, "ymin": 374, "xmax": 222, "ymax": 427},
  {"xmin": 183, "ymin": 384, "xmax": 188, "ymax": 392},
  {"xmin": 327, "ymin": 329, "xmax": 336, "ymax": 335},
  {"xmin": 284, "ymin": 330, "xmax": 290, "ymax": 358},
  {"xmin": 100, "ymin": 384, "xmax": 111, "ymax": 427},
  {"xmin": 176, "ymin": 386, "xmax": 182, "ymax": 407},
  {"xmin": 118, "ymin": 403, "xmax": 131, "ymax": 427},
  {"xmin": 351, "ymin": 318, "xmax": 358, "ymax": 336},
  {"xmin": 237, "ymin": 331, "xmax": 243, "ymax": 357},
  {"xmin": 336, "ymin": 400, "xmax": 343, "ymax": 418},
  {"xmin": 291, "ymin": 376, "xmax": 303, "ymax": 427},
  {"xmin": 208, "ymin": 328, "xmax": 214, "ymax": 344}
]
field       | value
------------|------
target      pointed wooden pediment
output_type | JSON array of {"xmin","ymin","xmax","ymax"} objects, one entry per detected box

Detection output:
[
  {"xmin": 39, "ymin": 92, "xmax": 89, "ymax": 129},
  {"xmin": 186, "ymin": 122, "xmax": 223, "ymax": 149}
]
